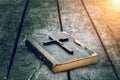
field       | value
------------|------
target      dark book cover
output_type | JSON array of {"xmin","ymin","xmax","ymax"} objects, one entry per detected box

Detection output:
[{"xmin": 25, "ymin": 32, "xmax": 98, "ymax": 73}]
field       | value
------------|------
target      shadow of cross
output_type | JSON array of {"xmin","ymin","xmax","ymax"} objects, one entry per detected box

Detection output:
[{"xmin": 43, "ymin": 36, "xmax": 74, "ymax": 55}]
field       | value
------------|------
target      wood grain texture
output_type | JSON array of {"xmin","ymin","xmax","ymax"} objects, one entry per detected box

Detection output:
[
  {"xmin": 0, "ymin": 0, "xmax": 26, "ymax": 79},
  {"xmin": 8, "ymin": 0, "xmax": 67, "ymax": 80},
  {"xmin": 58, "ymin": 0, "xmax": 118, "ymax": 80},
  {"xmin": 84, "ymin": 0, "xmax": 120, "ymax": 78}
]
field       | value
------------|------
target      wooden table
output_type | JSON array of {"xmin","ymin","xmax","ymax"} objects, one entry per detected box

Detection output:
[{"xmin": 0, "ymin": 0, "xmax": 120, "ymax": 80}]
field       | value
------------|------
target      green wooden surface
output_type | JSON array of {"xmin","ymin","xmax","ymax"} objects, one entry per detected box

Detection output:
[
  {"xmin": 0, "ymin": 0, "xmax": 119, "ymax": 80},
  {"xmin": 59, "ymin": 0, "xmax": 118, "ymax": 80},
  {"xmin": 84, "ymin": 0, "xmax": 120, "ymax": 78},
  {"xmin": 8, "ymin": 0, "xmax": 67, "ymax": 80},
  {"xmin": 0, "ymin": 0, "xmax": 26, "ymax": 79}
]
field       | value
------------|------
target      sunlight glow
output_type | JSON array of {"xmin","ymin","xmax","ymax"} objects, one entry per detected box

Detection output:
[
  {"xmin": 114, "ymin": 0, "xmax": 120, "ymax": 4},
  {"xmin": 113, "ymin": 0, "xmax": 120, "ymax": 6},
  {"xmin": 111, "ymin": 0, "xmax": 120, "ymax": 10}
]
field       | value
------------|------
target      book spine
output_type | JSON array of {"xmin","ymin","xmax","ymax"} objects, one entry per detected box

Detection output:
[{"xmin": 25, "ymin": 38, "xmax": 56, "ymax": 70}]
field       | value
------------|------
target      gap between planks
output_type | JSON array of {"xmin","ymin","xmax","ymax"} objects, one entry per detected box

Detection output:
[
  {"xmin": 80, "ymin": 0, "xmax": 119, "ymax": 79},
  {"xmin": 6, "ymin": 0, "xmax": 30, "ymax": 79}
]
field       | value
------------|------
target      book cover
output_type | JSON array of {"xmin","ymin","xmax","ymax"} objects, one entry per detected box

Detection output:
[{"xmin": 25, "ymin": 32, "xmax": 98, "ymax": 73}]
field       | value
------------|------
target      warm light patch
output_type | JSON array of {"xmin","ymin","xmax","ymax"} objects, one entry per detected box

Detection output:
[
  {"xmin": 71, "ymin": 56, "xmax": 78, "ymax": 61},
  {"xmin": 112, "ymin": 0, "xmax": 120, "ymax": 8},
  {"xmin": 113, "ymin": 0, "xmax": 120, "ymax": 4}
]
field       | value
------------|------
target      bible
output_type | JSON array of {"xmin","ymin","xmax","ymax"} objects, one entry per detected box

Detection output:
[{"xmin": 25, "ymin": 32, "xmax": 98, "ymax": 73}]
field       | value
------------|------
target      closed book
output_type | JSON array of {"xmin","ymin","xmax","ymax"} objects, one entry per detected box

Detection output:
[{"xmin": 25, "ymin": 32, "xmax": 98, "ymax": 73}]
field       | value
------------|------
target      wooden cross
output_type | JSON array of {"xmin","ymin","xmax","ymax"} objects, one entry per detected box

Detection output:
[{"xmin": 43, "ymin": 36, "xmax": 74, "ymax": 55}]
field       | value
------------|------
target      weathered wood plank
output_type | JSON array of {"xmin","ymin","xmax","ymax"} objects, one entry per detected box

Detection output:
[
  {"xmin": 59, "ymin": 0, "xmax": 118, "ymax": 80},
  {"xmin": 0, "ymin": 0, "xmax": 26, "ymax": 79},
  {"xmin": 84, "ymin": 0, "xmax": 120, "ymax": 78},
  {"xmin": 8, "ymin": 0, "xmax": 67, "ymax": 80}
]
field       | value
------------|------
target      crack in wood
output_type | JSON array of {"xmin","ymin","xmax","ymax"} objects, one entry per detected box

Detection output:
[
  {"xmin": 56, "ymin": 0, "xmax": 63, "ymax": 31},
  {"xmin": 28, "ymin": 63, "xmax": 43, "ymax": 80},
  {"xmin": 6, "ymin": 0, "xmax": 30, "ymax": 79},
  {"xmin": 67, "ymin": 71, "xmax": 71, "ymax": 80},
  {"xmin": 80, "ymin": 0, "xmax": 120, "ymax": 80}
]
